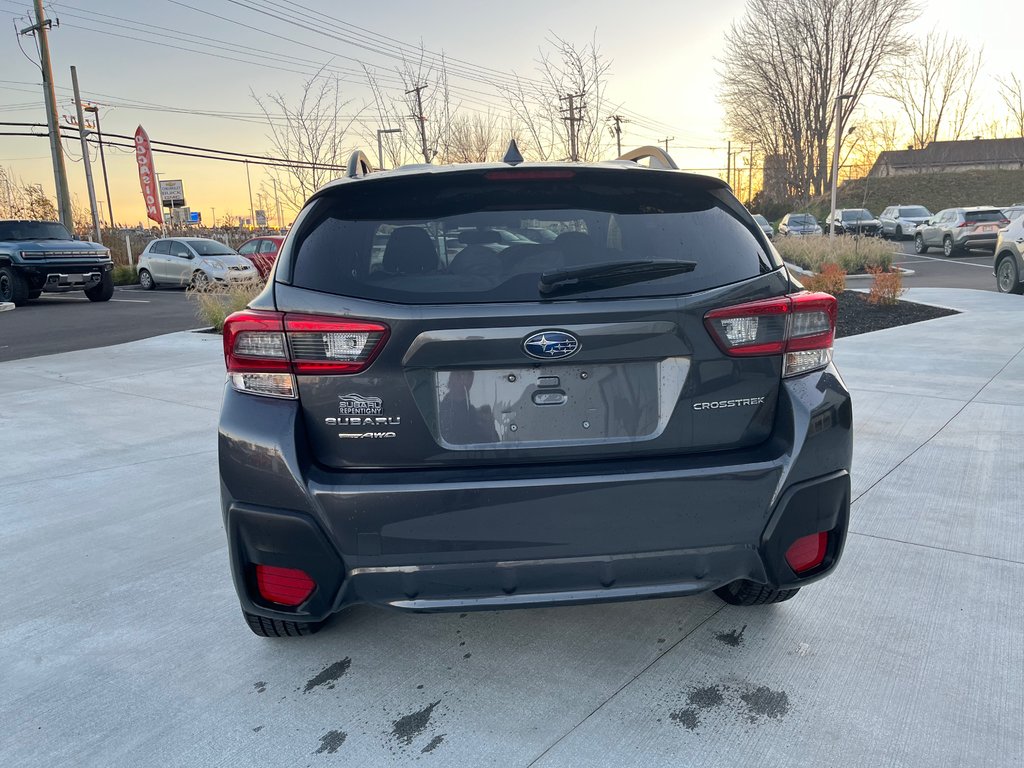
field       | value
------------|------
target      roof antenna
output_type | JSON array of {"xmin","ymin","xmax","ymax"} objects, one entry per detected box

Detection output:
[{"xmin": 502, "ymin": 139, "xmax": 524, "ymax": 166}]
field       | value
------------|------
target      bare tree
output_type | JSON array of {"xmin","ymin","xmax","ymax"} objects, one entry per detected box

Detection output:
[
  {"xmin": 252, "ymin": 70, "xmax": 362, "ymax": 212},
  {"xmin": 720, "ymin": 0, "xmax": 919, "ymax": 202},
  {"xmin": 996, "ymin": 73, "xmax": 1024, "ymax": 138},
  {"xmin": 0, "ymin": 169, "xmax": 61, "ymax": 220},
  {"xmin": 882, "ymin": 30, "xmax": 983, "ymax": 148},
  {"xmin": 446, "ymin": 111, "xmax": 502, "ymax": 163},
  {"xmin": 501, "ymin": 34, "xmax": 612, "ymax": 162}
]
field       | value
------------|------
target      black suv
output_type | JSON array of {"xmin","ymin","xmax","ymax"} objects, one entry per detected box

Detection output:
[
  {"xmin": 218, "ymin": 148, "xmax": 853, "ymax": 637},
  {"xmin": 0, "ymin": 220, "xmax": 113, "ymax": 305}
]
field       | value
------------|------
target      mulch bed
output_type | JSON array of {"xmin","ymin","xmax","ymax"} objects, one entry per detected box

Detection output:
[{"xmin": 835, "ymin": 291, "xmax": 958, "ymax": 338}]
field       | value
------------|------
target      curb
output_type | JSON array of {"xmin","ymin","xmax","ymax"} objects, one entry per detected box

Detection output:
[
  {"xmin": 0, "ymin": 302, "xmax": 14, "ymax": 312},
  {"xmin": 785, "ymin": 261, "xmax": 915, "ymax": 278}
]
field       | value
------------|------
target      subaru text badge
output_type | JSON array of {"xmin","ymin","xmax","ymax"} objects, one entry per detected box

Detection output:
[{"xmin": 523, "ymin": 330, "xmax": 580, "ymax": 360}]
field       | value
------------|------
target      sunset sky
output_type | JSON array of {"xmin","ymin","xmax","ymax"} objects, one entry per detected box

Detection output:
[{"xmin": 0, "ymin": 0, "xmax": 1019, "ymax": 227}]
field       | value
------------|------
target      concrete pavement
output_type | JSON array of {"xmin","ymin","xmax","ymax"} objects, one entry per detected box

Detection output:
[{"xmin": 1, "ymin": 289, "xmax": 1022, "ymax": 767}]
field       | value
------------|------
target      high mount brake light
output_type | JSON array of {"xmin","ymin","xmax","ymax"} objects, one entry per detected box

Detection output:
[
  {"xmin": 222, "ymin": 309, "xmax": 389, "ymax": 398},
  {"xmin": 484, "ymin": 169, "xmax": 576, "ymax": 181},
  {"xmin": 704, "ymin": 292, "xmax": 837, "ymax": 377}
]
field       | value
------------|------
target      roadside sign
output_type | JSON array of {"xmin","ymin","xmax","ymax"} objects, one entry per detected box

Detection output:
[
  {"xmin": 189, "ymin": 211, "xmax": 201, "ymax": 224},
  {"xmin": 159, "ymin": 179, "xmax": 186, "ymax": 208},
  {"xmin": 255, "ymin": 210, "xmax": 267, "ymax": 227}
]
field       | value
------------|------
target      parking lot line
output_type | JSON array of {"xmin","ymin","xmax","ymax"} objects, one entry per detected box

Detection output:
[{"xmin": 891, "ymin": 251, "xmax": 992, "ymax": 268}]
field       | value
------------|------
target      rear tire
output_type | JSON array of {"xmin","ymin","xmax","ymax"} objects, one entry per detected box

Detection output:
[
  {"xmin": 914, "ymin": 234, "xmax": 927, "ymax": 254},
  {"xmin": 85, "ymin": 272, "xmax": 114, "ymax": 302},
  {"xmin": 0, "ymin": 265, "xmax": 29, "ymax": 306},
  {"xmin": 896, "ymin": 225, "xmax": 903, "ymax": 239},
  {"xmin": 138, "ymin": 268, "xmax": 155, "ymax": 290},
  {"xmin": 243, "ymin": 610, "xmax": 324, "ymax": 638},
  {"xmin": 943, "ymin": 236, "xmax": 956, "ymax": 257},
  {"xmin": 714, "ymin": 580, "xmax": 800, "ymax": 606},
  {"xmin": 996, "ymin": 255, "xmax": 1023, "ymax": 294}
]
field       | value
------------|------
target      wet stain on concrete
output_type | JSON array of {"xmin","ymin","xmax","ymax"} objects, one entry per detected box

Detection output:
[
  {"xmin": 416, "ymin": 684, "xmax": 424, "ymax": 689},
  {"xmin": 253, "ymin": 681, "xmax": 267, "ymax": 693},
  {"xmin": 314, "ymin": 730, "xmax": 347, "ymax": 755},
  {"xmin": 668, "ymin": 682, "xmax": 788, "ymax": 732},
  {"xmin": 740, "ymin": 686, "xmax": 790, "ymax": 722},
  {"xmin": 463, "ymin": 652, "xmax": 471, "ymax": 659},
  {"xmin": 303, "ymin": 658, "xmax": 352, "ymax": 693},
  {"xmin": 714, "ymin": 625, "xmax": 747, "ymax": 647},
  {"xmin": 421, "ymin": 734, "xmax": 445, "ymax": 753},
  {"xmin": 669, "ymin": 708, "xmax": 700, "ymax": 730},
  {"xmin": 252, "ymin": 725, "xmax": 263, "ymax": 733},
  {"xmin": 669, "ymin": 685, "xmax": 725, "ymax": 731},
  {"xmin": 391, "ymin": 700, "xmax": 440, "ymax": 746}
]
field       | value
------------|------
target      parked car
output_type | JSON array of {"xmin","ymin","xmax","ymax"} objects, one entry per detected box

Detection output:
[
  {"xmin": 879, "ymin": 205, "xmax": 932, "ymax": 239},
  {"xmin": 1001, "ymin": 205, "xmax": 1024, "ymax": 224},
  {"xmin": 137, "ymin": 237, "xmax": 257, "ymax": 289},
  {"xmin": 0, "ymin": 219, "xmax": 113, "ymax": 305},
  {"xmin": 994, "ymin": 214, "xmax": 1024, "ymax": 294},
  {"xmin": 828, "ymin": 208, "xmax": 882, "ymax": 237},
  {"xmin": 218, "ymin": 146, "xmax": 853, "ymax": 637},
  {"xmin": 778, "ymin": 213, "xmax": 822, "ymax": 236},
  {"xmin": 520, "ymin": 226, "xmax": 558, "ymax": 243},
  {"xmin": 914, "ymin": 207, "xmax": 1010, "ymax": 257},
  {"xmin": 752, "ymin": 213, "xmax": 774, "ymax": 240},
  {"xmin": 237, "ymin": 236, "xmax": 284, "ymax": 279}
]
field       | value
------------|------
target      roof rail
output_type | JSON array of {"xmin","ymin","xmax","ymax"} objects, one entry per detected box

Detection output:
[
  {"xmin": 346, "ymin": 150, "xmax": 374, "ymax": 178},
  {"xmin": 617, "ymin": 146, "xmax": 678, "ymax": 170}
]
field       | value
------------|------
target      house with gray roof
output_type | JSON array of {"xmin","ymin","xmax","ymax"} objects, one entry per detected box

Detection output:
[{"xmin": 870, "ymin": 137, "xmax": 1024, "ymax": 177}]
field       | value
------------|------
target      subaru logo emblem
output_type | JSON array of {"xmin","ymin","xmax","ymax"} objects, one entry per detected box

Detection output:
[{"xmin": 523, "ymin": 330, "xmax": 580, "ymax": 360}]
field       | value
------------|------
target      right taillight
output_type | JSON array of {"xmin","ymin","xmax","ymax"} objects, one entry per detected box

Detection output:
[
  {"xmin": 222, "ymin": 309, "xmax": 389, "ymax": 398},
  {"xmin": 704, "ymin": 292, "xmax": 836, "ymax": 378}
]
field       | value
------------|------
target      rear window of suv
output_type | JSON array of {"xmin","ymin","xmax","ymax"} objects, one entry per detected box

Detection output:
[
  {"xmin": 289, "ymin": 169, "xmax": 774, "ymax": 304},
  {"xmin": 966, "ymin": 210, "xmax": 1006, "ymax": 222}
]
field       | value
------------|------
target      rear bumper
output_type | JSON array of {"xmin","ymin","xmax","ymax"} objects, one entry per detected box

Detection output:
[
  {"xmin": 219, "ymin": 365, "xmax": 853, "ymax": 621},
  {"xmin": 955, "ymin": 233, "xmax": 998, "ymax": 250}
]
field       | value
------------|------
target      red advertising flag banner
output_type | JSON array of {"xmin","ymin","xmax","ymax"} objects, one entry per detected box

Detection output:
[{"xmin": 134, "ymin": 125, "xmax": 163, "ymax": 225}]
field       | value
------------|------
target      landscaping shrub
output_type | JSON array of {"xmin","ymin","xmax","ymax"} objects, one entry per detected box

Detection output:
[
  {"xmin": 188, "ymin": 279, "xmax": 263, "ymax": 332},
  {"xmin": 775, "ymin": 236, "xmax": 892, "ymax": 274},
  {"xmin": 802, "ymin": 262, "xmax": 846, "ymax": 296},
  {"xmin": 866, "ymin": 266, "xmax": 905, "ymax": 305},
  {"xmin": 112, "ymin": 265, "xmax": 138, "ymax": 286}
]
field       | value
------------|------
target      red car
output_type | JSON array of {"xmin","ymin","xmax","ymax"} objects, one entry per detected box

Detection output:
[{"xmin": 237, "ymin": 236, "xmax": 284, "ymax": 279}]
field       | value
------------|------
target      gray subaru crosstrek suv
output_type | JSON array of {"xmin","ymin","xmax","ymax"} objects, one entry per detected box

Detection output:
[{"xmin": 218, "ymin": 150, "xmax": 853, "ymax": 637}]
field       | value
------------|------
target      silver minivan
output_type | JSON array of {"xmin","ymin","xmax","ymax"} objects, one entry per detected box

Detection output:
[{"xmin": 137, "ymin": 237, "xmax": 257, "ymax": 289}]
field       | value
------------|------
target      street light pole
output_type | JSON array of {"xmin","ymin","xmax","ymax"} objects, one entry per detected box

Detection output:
[
  {"xmin": 830, "ymin": 93, "xmax": 854, "ymax": 240},
  {"xmin": 376, "ymin": 127, "xmax": 401, "ymax": 171}
]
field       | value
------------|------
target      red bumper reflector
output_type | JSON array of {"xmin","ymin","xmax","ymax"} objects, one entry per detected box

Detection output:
[
  {"xmin": 785, "ymin": 532, "xmax": 828, "ymax": 574},
  {"xmin": 255, "ymin": 565, "xmax": 316, "ymax": 606}
]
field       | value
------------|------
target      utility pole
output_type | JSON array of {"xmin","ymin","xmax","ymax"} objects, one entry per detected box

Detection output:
[
  {"xmin": 726, "ymin": 140, "xmax": 732, "ymax": 187},
  {"xmin": 271, "ymin": 177, "xmax": 283, "ymax": 230},
  {"xmin": 83, "ymin": 104, "xmax": 114, "ymax": 228},
  {"xmin": 21, "ymin": 0, "xmax": 73, "ymax": 231},
  {"xmin": 748, "ymin": 141, "xmax": 754, "ymax": 207},
  {"xmin": 608, "ymin": 114, "xmax": 628, "ymax": 157},
  {"xmin": 244, "ymin": 160, "xmax": 255, "ymax": 229},
  {"xmin": 376, "ymin": 126, "xmax": 401, "ymax": 171},
  {"xmin": 560, "ymin": 93, "xmax": 585, "ymax": 161},
  {"xmin": 406, "ymin": 85, "xmax": 430, "ymax": 163},
  {"xmin": 660, "ymin": 137, "xmax": 674, "ymax": 154},
  {"xmin": 211, "ymin": 207, "xmax": 216, "ymax": 229},
  {"xmin": 70, "ymin": 67, "xmax": 101, "ymax": 244},
  {"xmin": 830, "ymin": 94, "xmax": 855, "ymax": 239}
]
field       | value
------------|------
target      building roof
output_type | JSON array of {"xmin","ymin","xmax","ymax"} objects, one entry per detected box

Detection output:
[{"xmin": 872, "ymin": 137, "xmax": 1024, "ymax": 174}]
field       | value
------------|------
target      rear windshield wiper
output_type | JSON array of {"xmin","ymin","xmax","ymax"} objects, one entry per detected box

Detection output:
[{"xmin": 539, "ymin": 259, "xmax": 697, "ymax": 296}]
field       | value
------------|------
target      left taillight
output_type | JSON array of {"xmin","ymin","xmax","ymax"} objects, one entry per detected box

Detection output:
[
  {"xmin": 704, "ymin": 292, "xmax": 837, "ymax": 378},
  {"xmin": 222, "ymin": 309, "xmax": 389, "ymax": 398}
]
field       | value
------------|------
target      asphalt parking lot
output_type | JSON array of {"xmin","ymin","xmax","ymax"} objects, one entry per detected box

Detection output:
[
  {"xmin": 0, "ymin": 287, "xmax": 200, "ymax": 362},
  {"xmin": 2, "ymin": 288, "xmax": 1022, "ymax": 767},
  {"xmin": 889, "ymin": 238, "xmax": 997, "ymax": 292}
]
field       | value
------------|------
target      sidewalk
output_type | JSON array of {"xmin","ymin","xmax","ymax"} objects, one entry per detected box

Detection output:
[{"xmin": 1, "ymin": 289, "xmax": 1022, "ymax": 767}]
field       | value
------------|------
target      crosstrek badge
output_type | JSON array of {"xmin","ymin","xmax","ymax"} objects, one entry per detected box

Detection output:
[{"xmin": 693, "ymin": 397, "xmax": 767, "ymax": 411}]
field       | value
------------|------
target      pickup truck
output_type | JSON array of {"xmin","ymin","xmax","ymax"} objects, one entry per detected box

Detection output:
[{"xmin": 0, "ymin": 219, "xmax": 113, "ymax": 306}]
